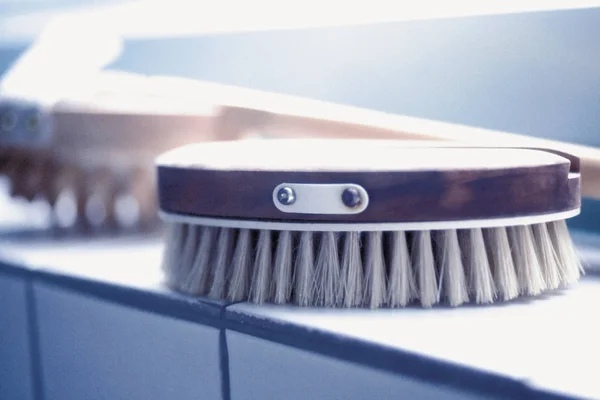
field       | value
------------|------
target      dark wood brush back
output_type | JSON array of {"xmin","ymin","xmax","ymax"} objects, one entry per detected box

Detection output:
[{"xmin": 157, "ymin": 140, "xmax": 580, "ymax": 224}]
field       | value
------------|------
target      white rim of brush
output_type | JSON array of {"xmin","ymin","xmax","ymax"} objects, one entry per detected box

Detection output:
[{"xmin": 159, "ymin": 208, "xmax": 580, "ymax": 232}]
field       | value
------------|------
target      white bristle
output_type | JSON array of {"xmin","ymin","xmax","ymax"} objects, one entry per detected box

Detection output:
[
  {"xmin": 293, "ymin": 231, "xmax": 315, "ymax": 306},
  {"xmin": 181, "ymin": 226, "xmax": 216, "ymax": 295},
  {"xmin": 161, "ymin": 223, "xmax": 186, "ymax": 284},
  {"xmin": 437, "ymin": 230, "xmax": 468, "ymax": 306},
  {"xmin": 364, "ymin": 232, "xmax": 387, "ymax": 308},
  {"xmin": 177, "ymin": 225, "xmax": 200, "ymax": 286},
  {"xmin": 531, "ymin": 223, "xmax": 561, "ymax": 290},
  {"xmin": 508, "ymin": 225, "xmax": 546, "ymax": 296},
  {"xmin": 460, "ymin": 228, "xmax": 496, "ymax": 304},
  {"xmin": 387, "ymin": 231, "xmax": 416, "ymax": 307},
  {"xmin": 483, "ymin": 227, "xmax": 519, "ymax": 301},
  {"xmin": 413, "ymin": 231, "xmax": 438, "ymax": 307},
  {"xmin": 249, "ymin": 230, "xmax": 273, "ymax": 303},
  {"xmin": 273, "ymin": 231, "xmax": 293, "ymax": 304},
  {"xmin": 548, "ymin": 220, "xmax": 582, "ymax": 285},
  {"xmin": 227, "ymin": 229, "xmax": 253, "ymax": 301},
  {"xmin": 163, "ymin": 216, "xmax": 581, "ymax": 308},
  {"xmin": 314, "ymin": 232, "xmax": 342, "ymax": 307},
  {"xmin": 207, "ymin": 228, "xmax": 234, "ymax": 299},
  {"xmin": 341, "ymin": 232, "xmax": 363, "ymax": 307}
]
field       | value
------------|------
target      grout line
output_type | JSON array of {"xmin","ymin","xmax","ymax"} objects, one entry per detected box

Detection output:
[
  {"xmin": 219, "ymin": 307, "xmax": 231, "ymax": 400},
  {"xmin": 25, "ymin": 278, "xmax": 45, "ymax": 400}
]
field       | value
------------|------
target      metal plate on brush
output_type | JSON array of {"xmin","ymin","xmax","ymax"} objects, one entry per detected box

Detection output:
[{"xmin": 273, "ymin": 183, "xmax": 369, "ymax": 215}]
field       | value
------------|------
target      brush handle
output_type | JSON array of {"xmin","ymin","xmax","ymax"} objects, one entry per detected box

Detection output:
[
  {"xmin": 147, "ymin": 78, "xmax": 600, "ymax": 200},
  {"xmin": 157, "ymin": 140, "xmax": 580, "ymax": 227},
  {"xmin": 5, "ymin": 75, "xmax": 596, "ymax": 200},
  {"xmin": 50, "ymin": 106, "xmax": 216, "ymax": 167},
  {"xmin": 211, "ymin": 105, "xmax": 600, "ymax": 199}
]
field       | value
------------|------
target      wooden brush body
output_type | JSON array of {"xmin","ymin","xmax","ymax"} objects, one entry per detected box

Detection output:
[{"xmin": 158, "ymin": 139, "xmax": 582, "ymax": 308}]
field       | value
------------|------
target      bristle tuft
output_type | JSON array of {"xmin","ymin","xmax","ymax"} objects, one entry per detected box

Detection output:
[
  {"xmin": 249, "ymin": 230, "xmax": 273, "ymax": 303},
  {"xmin": 508, "ymin": 225, "xmax": 546, "ymax": 296},
  {"xmin": 548, "ymin": 220, "xmax": 582, "ymax": 285},
  {"xmin": 273, "ymin": 231, "xmax": 293, "ymax": 304},
  {"xmin": 413, "ymin": 231, "xmax": 438, "ymax": 307},
  {"xmin": 341, "ymin": 232, "xmax": 363, "ymax": 307},
  {"xmin": 364, "ymin": 232, "xmax": 387, "ymax": 309},
  {"xmin": 227, "ymin": 229, "xmax": 253, "ymax": 301},
  {"xmin": 387, "ymin": 231, "xmax": 415, "ymax": 307},
  {"xmin": 483, "ymin": 227, "xmax": 519, "ymax": 301},
  {"xmin": 532, "ymin": 223, "xmax": 561, "ymax": 290},
  {"xmin": 461, "ymin": 228, "xmax": 496, "ymax": 304},
  {"xmin": 181, "ymin": 226, "xmax": 216, "ymax": 295},
  {"xmin": 161, "ymin": 223, "xmax": 186, "ymax": 286},
  {"xmin": 177, "ymin": 225, "xmax": 200, "ymax": 286},
  {"xmin": 315, "ymin": 232, "xmax": 342, "ymax": 307},
  {"xmin": 207, "ymin": 228, "xmax": 234, "ymax": 299},
  {"xmin": 437, "ymin": 230, "xmax": 468, "ymax": 306},
  {"xmin": 293, "ymin": 231, "xmax": 315, "ymax": 306}
]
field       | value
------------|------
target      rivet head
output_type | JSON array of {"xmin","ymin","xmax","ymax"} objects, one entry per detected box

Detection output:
[
  {"xmin": 341, "ymin": 187, "xmax": 362, "ymax": 208},
  {"xmin": 277, "ymin": 187, "xmax": 296, "ymax": 205}
]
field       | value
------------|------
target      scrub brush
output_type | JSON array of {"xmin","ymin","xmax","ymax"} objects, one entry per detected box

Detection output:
[
  {"xmin": 0, "ymin": 90, "xmax": 217, "ymax": 232},
  {"xmin": 0, "ymin": 70, "xmax": 424, "ymax": 232},
  {"xmin": 157, "ymin": 139, "xmax": 582, "ymax": 308},
  {"xmin": 3, "ymin": 20, "xmax": 597, "ymax": 234},
  {"xmin": 0, "ymin": 18, "xmax": 223, "ymax": 233},
  {"xmin": 5, "ymin": 77, "xmax": 600, "ymax": 233}
]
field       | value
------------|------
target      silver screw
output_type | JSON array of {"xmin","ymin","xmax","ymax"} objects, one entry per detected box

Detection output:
[
  {"xmin": 277, "ymin": 187, "xmax": 296, "ymax": 205},
  {"xmin": 342, "ymin": 187, "xmax": 362, "ymax": 208}
]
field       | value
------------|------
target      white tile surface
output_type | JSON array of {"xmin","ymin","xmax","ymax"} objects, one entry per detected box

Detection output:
[
  {"xmin": 0, "ymin": 275, "xmax": 34, "ymax": 400},
  {"xmin": 229, "ymin": 277, "xmax": 600, "ymax": 399},
  {"xmin": 227, "ymin": 330, "xmax": 482, "ymax": 400},
  {"xmin": 0, "ymin": 234, "xmax": 167, "ymax": 291},
  {"xmin": 35, "ymin": 282, "xmax": 222, "ymax": 400}
]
